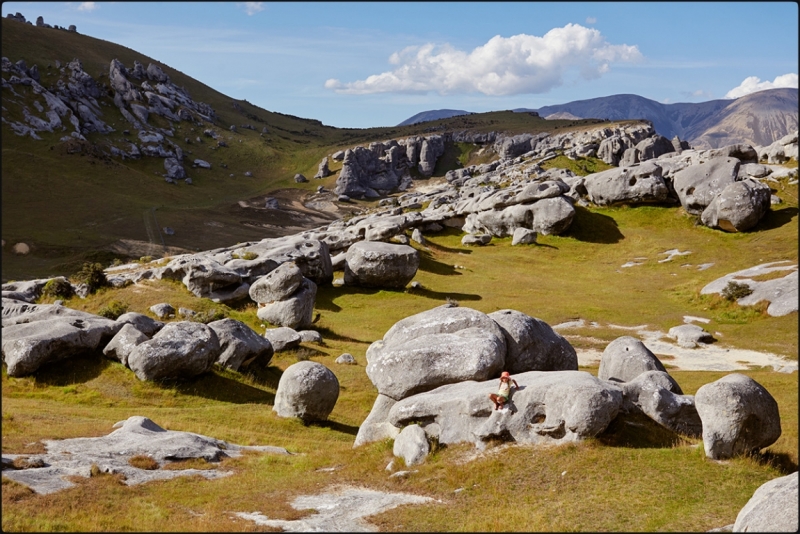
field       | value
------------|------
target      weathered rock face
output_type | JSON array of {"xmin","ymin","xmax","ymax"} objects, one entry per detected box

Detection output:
[
  {"xmin": 393, "ymin": 424, "xmax": 430, "ymax": 466},
  {"xmin": 273, "ymin": 361, "xmax": 339, "ymax": 422},
  {"xmin": 344, "ymin": 241, "xmax": 419, "ymax": 289},
  {"xmin": 634, "ymin": 134, "xmax": 675, "ymax": 162},
  {"xmin": 2, "ymin": 306, "xmax": 123, "ymax": 377},
  {"xmin": 102, "ymin": 323, "xmax": 149, "ymax": 367},
  {"xmin": 667, "ymin": 324, "xmax": 713, "ymax": 349},
  {"xmin": 115, "ymin": 312, "xmax": 163, "ymax": 337},
  {"xmin": 249, "ymin": 262, "xmax": 304, "ymax": 304},
  {"xmin": 598, "ymin": 336, "xmax": 667, "ymax": 383},
  {"xmin": 208, "ymin": 318, "xmax": 273, "ymax": 371},
  {"xmin": 487, "ymin": 309, "xmax": 577, "ymax": 373},
  {"xmin": 617, "ymin": 371, "xmax": 702, "ymax": 437},
  {"xmin": 701, "ymin": 262, "xmax": 798, "ymax": 318},
  {"xmin": 672, "ymin": 157, "xmax": 740, "ymax": 215},
  {"xmin": 584, "ymin": 161, "xmax": 670, "ymax": 206},
  {"xmin": 695, "ymin": 373, "xmax": 781, "ymax": 460},
  {"xmin": 263, "ymin": 326, "xmax": 301, "ymax": 352},
  {"xmin": 229, "ymin": 237, "xmax": 333, "ymax": 286},
  {"xmin": 127, "ymin": 322, "xmax": 221, "ymax": 381},
  {"xmin": 365, "ymin": 305, "xmax": 507, "ymax": 401},
  {"xmin": 314, "ymin": 156, "xmax": 331, "ymax": 179},
  {"xmin": 256, "ymin": 277, "xmax": 317, "ymax": 329},
  {"xmin": 418, "ymin": 135, "xmax": 445, "ymax": 176},
  {"xmin": 733, "ymin": 472, "xmax": 798, "ymax": 532},
  {"xmin": 387, "ymin": 370, "xmax": 623, "ymax": 447},
  {"xmin": 700, "ymin": 178, "xmax": 772, "ymax": 232},
  {"xmin": 353, "ymin": 393, "xmax": 401, "ymax": 447}
]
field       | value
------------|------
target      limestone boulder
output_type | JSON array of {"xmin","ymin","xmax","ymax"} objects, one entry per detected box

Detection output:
[
  {"xmin": 700, "ymin": 178, "xmax": 772, "ymax": 232},
  {"xmin": 393, "ymin": 424, "xmax": 430, "ymax": 466},
  {"xmin": 461, "ymin": 233, "xmax": 492, "ymax": 246},
  {"xmin": 256, "ymin": 278, "xmax": 317, "ymax": 329},
  {"xmin": 115, "ymin": 312, "xmax": 164, "ymax": 337},
  {"xmin": 149, "ymin": 303, "xmax": 174, "ymax": 319},
  {"xmin": 263, "ymin": 327, "xmax": 301, "ymax": 352},
  {"xmin": 388, "ymin": 370, "xmax": 623, "ymax": 446},
  {"xmin": 634, "ymin": 135, "xmax": 675, "ymax": 162},
  {"xmin": 273, "ymin": 361, "xmax": 339, "ymax": 422},
  {"xmin": 488, "ymin": 309, "xmax": 577, "ymax": 373},
  {"xmin": 667, "ymin": 324, "xmax": 714, "ymax": 348},
  {"xmin": 344, "ymin": 241, "xmax": 419, "ymax": 289},
  {"xmin": 249, "ymin": 262, "xmax": 304, "ymax": 303},
  {"xmin": 127, "ymin": 322, "xmax": 221, "ymax": 381},
  {"xmin": 695, "ymin": 373, "xmax": 781, "ymax": 459},
  {"xmin": 672, "ymin": 157, "xmax": 740, "ymax": 215},
  {"xmin": 584, "ymin": 162, "xmax": 669, "ymax": 206},
  {"xmin": 598, "ymin": 336, "xmax": 667, "ymax": 383},
  {"xmin": 208, "ymin": 318, "xmax": 273, "ymax": 370},
  {"xmin": 102, "ymin": 323, "xmax": 149, "ymax": 367},
  {"xmin": 733, "ymin": 472, "xmax": 798, "ymax": 532},
  {"xmin": 618, "ymin": 371, "xmax": 702, "ymax": 437},
  {"xmin": 365, "ymin": 305, "xmax": 507, "ymax": 400},
  {"xmin": 511, "ymin": 228, "xmax": 537, "ymax": 245},
  {"xmin": 181, "ymin": 258, "xmax": 243, "ymax": 300},
  {"xmin": 353, "ymin": 394, "xmax": 401, "ymax": 447}
]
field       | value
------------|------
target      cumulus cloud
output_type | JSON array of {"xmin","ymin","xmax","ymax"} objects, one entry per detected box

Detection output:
[
  {"xmin": 586, "ymin": 16, "xmax": 597, "ymax": 24},
  {"xmin": 725, "ymin": 73, "xmax": 798, "ymax": 99},
  {"xmin": 325, "ymin": 24, "xmax": 642, "ymax": 96},
  {"xmin": 240, "ymin": 2, "xmax": 265, "ymax": 16},
  {"xmin": 77, "ymin": 2, "xmax": 98, "ymax": 11}
]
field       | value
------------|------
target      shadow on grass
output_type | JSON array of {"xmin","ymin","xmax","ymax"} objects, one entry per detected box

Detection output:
[
  {"xmin": 750, "ymin": 450, "xmax": 799, "ymax": 475},
  {"xmin": 312, "ymin": 326, "xmax": 373, "ymax": 346},
  {"xmin": 419, "ymin": 250, "xmax": 463, "ymax": 276},
  {"xmin": 307, "ymin": 419, "xmax": 360, "ymax": 436},
  {"xmin": 753, "ymin": 206, "xmax": 798, "ymax": 232},
  {"xmin": 407, "ymin": 287, "xmax": 482, "ymax": 302},
  {"xmin": 32, "ymin": 352, "xmax": 110, "ymax": 386},
  {"xmin": 161, "ymin": 369, "xmax": 277, "ymax": 405},
  {"xmin": 596, "ymin": 411, "xmax": 690, "ymax": 448},
  {"xmin": 565, "ymin": 206, "xmax": 624, "ymax": 244}
]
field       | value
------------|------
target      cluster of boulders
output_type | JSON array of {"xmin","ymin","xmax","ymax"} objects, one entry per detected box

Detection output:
[
  {"xmin": 351, "ymin": 304, "xmax": 782, "ymax": 472},
  {"xmin": 5, "ymin": 13, "xmax": 77, "ymax": 32},
  {"xmin": 251, "ymin": 261, "xmax": 317, "ymax": 330},
  {"xmin": 1, "ymin": 299, "xmax": 274, "ymax": 380}
]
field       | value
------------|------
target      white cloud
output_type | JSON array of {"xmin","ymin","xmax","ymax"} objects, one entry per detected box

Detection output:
[
  {"xmin": 725, "ymin": 73, "xmax": 798, "ymax": 99},
  {"xmin": 325, "ymin": 23, "xmax": 642, "ymax": 96},
  {"xmin": 240, "ymin": 2, "xmax": 265, "ymax": 16},
  {"xmin": 586, "ymin": 16, "xmax": 597, "ymax": 24},
  {"xmin": 77, "ymin": 2, "xmax": 98, "ymax": 11}
]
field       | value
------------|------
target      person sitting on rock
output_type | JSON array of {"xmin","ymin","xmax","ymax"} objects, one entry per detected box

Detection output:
[{"xmin": 489, "ymin": 371, "xmax": 519, "ymax": 410}]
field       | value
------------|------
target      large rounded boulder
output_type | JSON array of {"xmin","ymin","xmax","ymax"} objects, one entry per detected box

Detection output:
[
  {"xmin": 127, "ymin": 322, "xmax": 221, "ymax": 381},
  {"xmin": 255, "ymin": 278, "xmax": 317, "ymax": 329},
  {"xmin": 598, "ymin": 336, "xmax": 667, "ymax": 383},
  {"xmin": 488, "ymin": 309, "xmax": 577, "ymax": 373},
  {"xmin": 733, "ymin": 472, "xmax": 798, "ymax": 532},
  {"xmin": 700, "ymin": 178, "xmax": 772, "ymax": 232},
  {"xmin": 208, "ymin": 318, "xmax": 273, "ymax": 370},
  {"xmin": 273, "ymin": 361, "xmax": 339, "ymax": 422},
  {"xmin": 672, "ymin": 157, "xmax": 740, "ymax": 215},
  {"xmin": 695, "ymin": 373, "xmax": 781, "ymax": 460},
  {"xmin": 249, "ymin": 262, "xmax": 304, "ymax": 303},
  {"xmin": 365, "ymin": 304, "xmax": 507, "ymax": 400},
  {"xmin": 344, "ymin": 241, "xmax": 419, "ymax": 289}
]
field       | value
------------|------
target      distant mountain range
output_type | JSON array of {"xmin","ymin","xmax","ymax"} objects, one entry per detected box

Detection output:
[
  {"xmin": 398, "ymin": 88, "xmax": 799, "ymax": 149},
  {"xmin": 397, "ymin": 109, "xmax": 473, "ymax": 126}
]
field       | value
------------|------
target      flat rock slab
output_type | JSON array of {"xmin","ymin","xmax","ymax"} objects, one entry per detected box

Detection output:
[
  {"xmin": 235, "ymin": 485, "xmax": 435, "ymax": 532},
  {"xmin": 701, "ymin": 261, "xmax": 798, "ymax": 317},
  {"xmin": 1, "ymin": 416, "xmax": 288, "ymax": 495}
]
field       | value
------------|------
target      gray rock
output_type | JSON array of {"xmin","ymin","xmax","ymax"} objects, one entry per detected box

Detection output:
[
  {"xmin": 314, "ymin": 157, "xmax": 331, "ymax": 179},
  {"xmin": 700, "ymin": 178, "xmax": 771, "ymax": 232},
  {"xmin": 256, "ymin": 278, "xmax": 317, "ymax": 329},
  {"xmin": 511, "ymin": 227, "xmax": 537, "ymax": 245},
  {"xmin": 102, "ymin": 323, "xmax": 149, "ymax": 367},
  {"xmin": 695, "ymin": 374, "xmax": 781, "ymax": 460},
  {"xmin": 127, "ymin": 322, "xmax": 221, "ymax": 381},
  {"xmin": 673, "ymin": 157, "xmax": 740, "ymax": 215},
  {"xmin": 488, "ymin": 309, "xmax": 577, "ymax": 373},
  {"xmin": 2, "ymin": 311, "xmax": 123, "ymax": 377},
  {"xmin": 163, "ymin": 157, "xmax": 186, "ymax": 180},
  {"xmin": 598, "ymin": 336, "xmax": 667, "ymax": 383},
  {"xmin": 194, "ymin": 159, "xmax": 211, "ymax": 169},
  {"xmin": 733, "ymin": 472, "xmax": 798, "ymax": 532},
  {"xmin": 335, "ymin": 353, "xmax": 356, "ymax": 365},
  {"xmin": 706, "ymin": 144, "xmax": 758, "ymax": 164},
  {"xmin": 365, "ymin": 305, "xmax": 507, "ymax": 400},
  {"xmin": 208, "ymin": 318, "xmax": 273, "ymax": 370},
  {"xmin": 353, "ymin": 394, "xmax": 401, "ymax": 447},
  {"xmin": 668, "ymin": 324, "xmax": 714, "ymax": 348},
  {"xmin": 388, "ymin": 370, "xmax": 623, "ymax": 446},
  {"xmin": 393, "ymin": 424, "xmax": 429, "ymax": 466},
  {"xmin": 410, "ymin": 228, "xmax": 426, "ymax": 245},
  {"xmin": 584, "ymin": 162, "xmax": 669, "ymax": 206},
  {"xmin": 461, "ymin": 233, "xmax": 492, "ymax": 246},
  {"xmin": 634, "ymin": 135, "xmax": 675, "ymax": 162},
  {"xmin": 263, "ymin": 327, "xmax": 301, "ymax": 352},
  {"xmin": 249, "ymin": 262, "xmax": 304, "ymax": 303},
  {"xmin": 181, "ymin": 258, "xmax": 242, "ymax": 299},
  {"xmin": 115, "ymin": 312, "xmax": 164, "ymax": 337},
  {"xmin": 331, "ymin": 150, "xmax": 344, "ymax": 161},
  {"xmin": 618, "ymin": 371, "xmax": 702, "ymax": 437},
  {"xmin": 298, "ymin": 330, "xmax": 322, "ymax": 344},
  {"xmin": 344, "ymin": 241, "xmax": 419, "ymax": 289},
  {"xmin": 701, "ymin": 263, "xmax": 798, "ymax": 318},
  {"xmin": 178, "ymin": 307, "xmax": 195, "ymax": 318},
  {"xmin": 294, "ymin": 173, "xmax": 308, "ymax": 183},
  {"xmin": 273, "ymin": 361, "xmax": 339, "ymax": 422}
]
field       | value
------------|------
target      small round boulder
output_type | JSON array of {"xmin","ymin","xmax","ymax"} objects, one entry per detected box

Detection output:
[{"xmin": 273, "ymin": 361, "xmax": 339, "ymax": 422}]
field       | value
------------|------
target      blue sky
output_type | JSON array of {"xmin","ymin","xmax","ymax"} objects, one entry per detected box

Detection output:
[{"xmin": 3, "ymin": 2, "xmax": 798, "ymax": 128}]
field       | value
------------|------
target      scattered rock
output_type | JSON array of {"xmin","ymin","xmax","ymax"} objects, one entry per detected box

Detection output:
[
  {"xmin": 274, "ymin": 361, "xmax": 339, "ymax": 422},
  {"xmin": 335, "ymin": 353, "xmax": 356, "ymax": 365}
]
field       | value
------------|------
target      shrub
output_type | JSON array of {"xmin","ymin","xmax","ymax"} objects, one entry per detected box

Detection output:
[
  {"xmin": 721, "ymin": 281, "xmax": 754, "ymax": 301},
  {"xmin": 138, "ymin": 256, "xmax": 154, "ymax": 263},
  {"xmin": 73, "ymin": 262, "xmax": 108, "ymax": 294},
  {"xmin": 232, "ymin": 251, "xmax": 258, "ymax": 260},
  {"xmin": 191, "ymin": 308, "xmax": 228, "ymax": 324},
  {"xmin": 97, "ymin": 300, "xmax": 129, "ymax": 320},
  {"xmin": 41, "ymin": 277, "xmax": 73, "ymax": 299}
]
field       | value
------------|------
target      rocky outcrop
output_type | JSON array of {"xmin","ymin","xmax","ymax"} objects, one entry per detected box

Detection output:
[
  {"xmin": 343, "ymin": 241, "xmax": 419, "ymax": 289},
  {"xmin": 208, "ymin": 318, "xmax": 274, "ymax": 370},
  {"xmin": 700, "ymin": 178, "xmax": 772, "ymax": 232},
  {"xmin": 487, "ymin": 309, "xmax": 577, "ymax": 373},
  {"xmin": 700, "ymin": 262, "xmax": 798, "ymax": 317},
  {"xmin": 127, "ymin": 322, "xmax": 221, "ymax": 381},
  {"xmin": 733, "ymin": 472, "xmax": 798, "ymax": 532}
]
